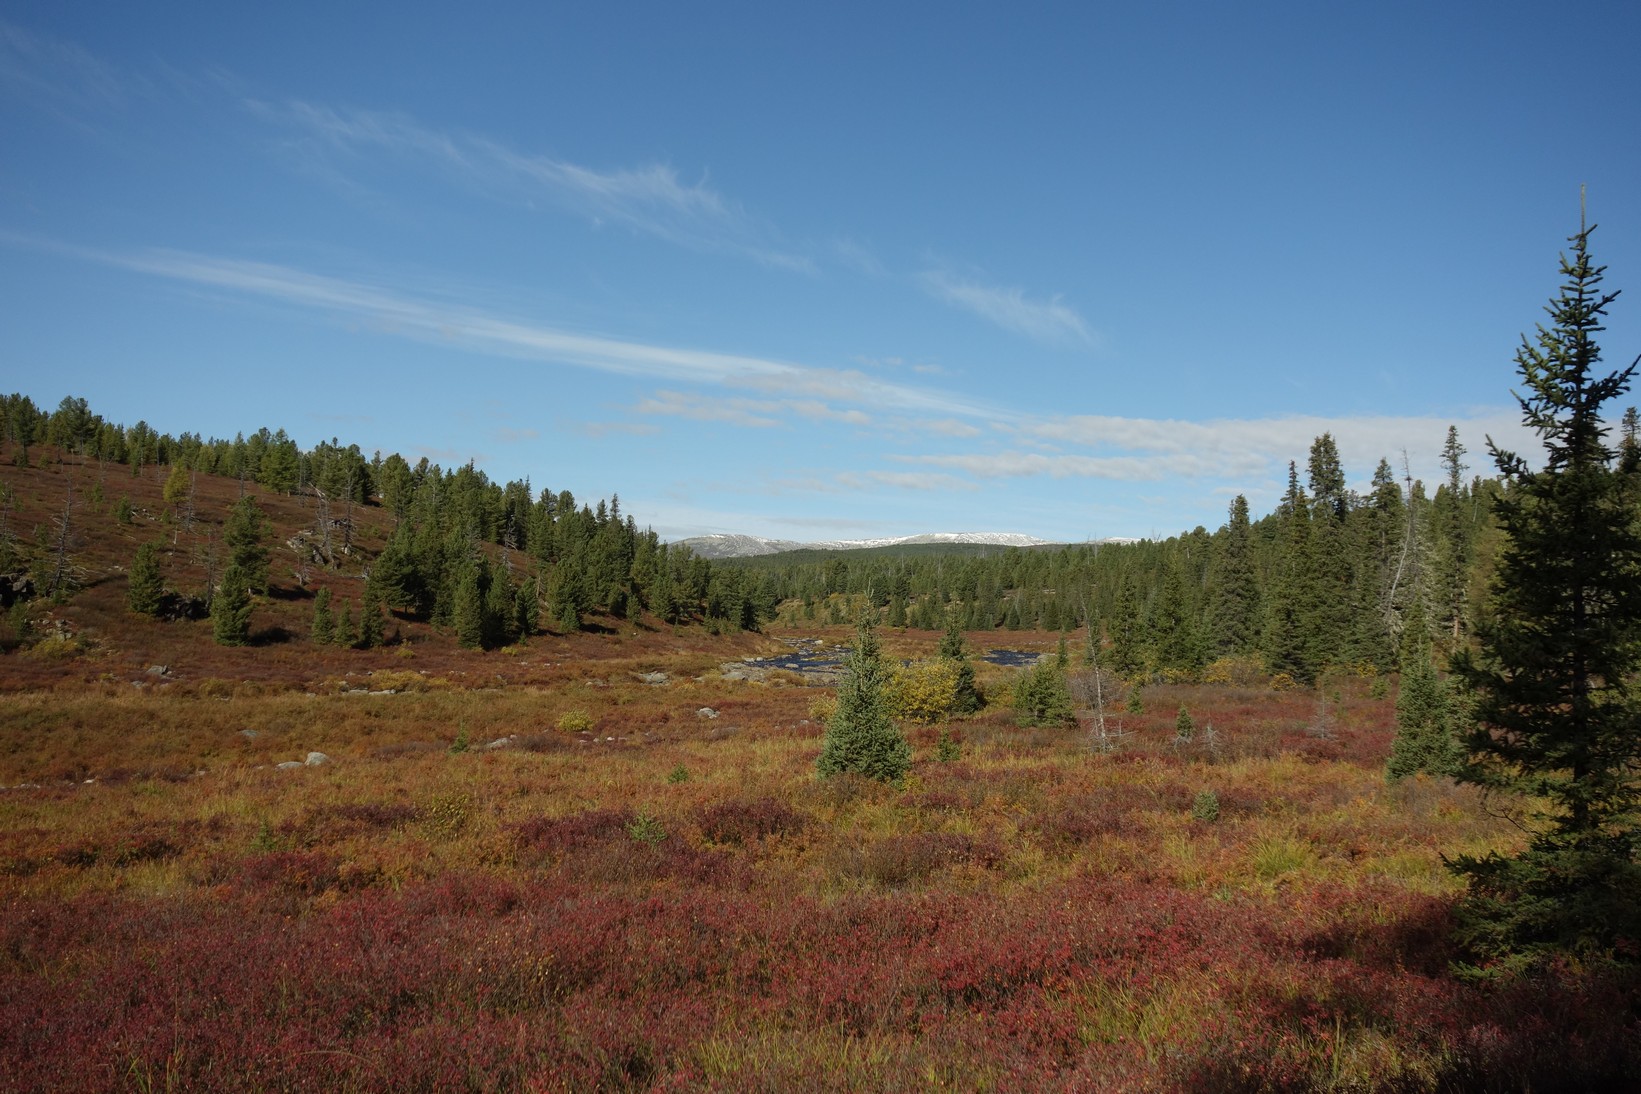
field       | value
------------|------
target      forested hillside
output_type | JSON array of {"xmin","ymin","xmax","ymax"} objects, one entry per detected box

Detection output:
[
  {"xmin": 0, "ymin": 394, "xmax": 777, "ymax": 650},
  {"xmin": 6, "ymin": 392, "xmax": 1638, "ymax": 697},
  {"xmin": 743, "ymin": 427, "xmax": 1533, "ymax": 685}
]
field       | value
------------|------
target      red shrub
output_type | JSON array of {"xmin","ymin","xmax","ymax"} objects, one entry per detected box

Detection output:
[{"xmin": 695, "ymin": 798, "xmax": 808, "ymax": 845}]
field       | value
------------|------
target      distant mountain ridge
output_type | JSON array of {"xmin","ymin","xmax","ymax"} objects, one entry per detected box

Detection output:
[{"xmin": 674, "ymin": 531, "xmax": 1057, "ymax": 559}]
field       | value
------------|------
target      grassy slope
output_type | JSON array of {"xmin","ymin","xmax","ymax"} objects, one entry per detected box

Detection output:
[{"xmin": 1, "ymin": 445, "xmax": 1635, "ymax": 1092}]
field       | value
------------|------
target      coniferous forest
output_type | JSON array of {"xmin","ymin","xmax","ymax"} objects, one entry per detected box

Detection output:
[{"xmin": 1, "ymin": 223, "xmax": 1640, "ymax": 1090}]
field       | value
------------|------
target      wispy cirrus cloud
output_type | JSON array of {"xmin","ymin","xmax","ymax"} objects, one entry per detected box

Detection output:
[
  {"xmin": 636, "ymin": 390, "xmax": 871, "ymax": 429},
  {"xmin": 637, "ymin": 391, "xmax": 782, "ymax": 429},
  {"xmin": 246, "ymin": 99, "xmax": 813, "ymax": 272},
  {"xmin": 0, "ymin": 233, "xmax": 1001, "ymax": 422},
  {"xmin": 897, "ymin": 450, "xmax": 1235, "ymax": 482},
  {"xmin": 491, "ymin": 427, "xmax": 540, "ymax": 444},
  {"xmin": 896, "ymin": 410, "xmax": 1535, "ymax": 489},
  {"xmin": 920, "ymin": 268, "xmax": 1094, "ymax": 347},
  {"xmin": 890, "ymin": 416, "xmax": 984, "ymax": 439},
  {"xmin": 577, "ymin": 421, "xmax": 661, "ymax": 439},
  {"xmin": 1015, "ymin": 412, "xmax": 1533, "ymax": 477},
  {"xmin": 844, "ymin": 470, "xmax": 979, "ymax": 492},
  {"xmin": 7, "ymin": 229, "xmax": 1029, "ymax": 428},
  {"xmin": 0, "ymin": 19, "xmax": 147, "ymax": 116}
]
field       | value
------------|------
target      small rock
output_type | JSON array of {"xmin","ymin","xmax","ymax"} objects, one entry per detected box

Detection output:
[
  {"xmin": 239, "ymin": 729, "xmax": 259, "ymax": 739},
  {"xmin": 637, "ymin": 671, "xmax": 670, "ymax": 686},
  {"xmin": 305, "ymin": 752, "xmax": 330, "ymax": 766},
  {"xmin": 145, "ymin": 665, "xmax": 170, "ymax": 677},
  {"xmin": 276, "ymin": 761, "xmax": 304, "ymax": 770},
  {"xmin": 697, "ymin": 707, "xmax": 719, "ymax": 719}
]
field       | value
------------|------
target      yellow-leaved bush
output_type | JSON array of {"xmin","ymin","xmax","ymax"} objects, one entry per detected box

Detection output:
[{"xmin": 886, "ymin": 659, "xmax": 961, "ymax": 724}]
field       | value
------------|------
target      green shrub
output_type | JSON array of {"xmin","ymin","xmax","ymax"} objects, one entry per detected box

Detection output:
[
  {"xmin": 556, "ymin": 709, "xmax": 593, "ymax": 733},
  {"xmin": 626, "ymin": 808, "xmax": 667, "ymax": 845},
  {"xmin": 1191, "ymin": 790, "xmax": 1220, "ymax": 823},
  {"xmin": 1013, "ymin": 660, "xmax": 1075, "ymax": 728}
]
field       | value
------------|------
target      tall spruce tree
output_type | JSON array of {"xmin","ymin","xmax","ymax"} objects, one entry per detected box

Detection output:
[
  {"xmin": 333, "ymin": 601, "xmax": 357, "ymax": 648},
  {"xmin": 1449, "ymin": 218, "xmax": 1641, "ymax": 971},
  {"xmin": 127, "ymin": 542, "xmax": 164, "ymax": 617},
  {"xmin": 453, "ymin": 563, "xmax": 486, "ymax": 650},
  {"xmin": 938, "ymin": 619, "xmax": 984, "ymax": 714},
  {"xmin": 358, "ymin": 584, "xmax": 385, "ymax": 649},
  {"xmin": 1265, "ymin": 463, "xmax": 1314, "ymax": 683},
  {"xmin": 1387, "ymin": 602, "xmax": 1455, "ymax": 781},
  {"xmin": 817, "ymin": 614, "xmax": 910, "ymax": 784},
  {"xmin": 1206, "ymin": 495, "xmax": 1260, "ymax": 657},
  {"xmin": 310, "ymin": 586, "xmax": 335, "ymax": 645},
  {"xmin": 212, "ymin": 563, "xmax": 253, "ymax": 646},
  {"xmin": 1433, "ymin": 425, "xmax": 1473, "ymax": 644},
  {"xmin": 1304, "ymin": 433, "xmax": 1355, "ymax": 670},
  {"xmin": 1107, "ymin": 573, "xmax": 1147, "ymax": 678},
  {"xmin": 223, "ymin": 496, "xmax": 271, "ymax": 594}
]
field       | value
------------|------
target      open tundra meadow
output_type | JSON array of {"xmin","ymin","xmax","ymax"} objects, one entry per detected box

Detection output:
[
  {"xmin": 0, "ymin": 445, "xmax": 1637, "ymax": 1093},
  {"xmin": 7, "ymin": 3, "xmax": 1641, "ymax": 1087}
]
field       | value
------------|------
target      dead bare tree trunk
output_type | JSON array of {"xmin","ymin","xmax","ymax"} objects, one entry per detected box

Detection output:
[
  {"xmin": 340, "ymin": 469, "xmax": 355, "ymax": 557},
  {"xmin": 199, "ymin": 527, "xmax": 217, "ymax": 609},
  {"xmin": 45, "ymin": 481, "xmax": 73, "ymax": 601},
  {"xmin": 1383, "ymin": 451, "xmax": 1418, "ymax": 639}
]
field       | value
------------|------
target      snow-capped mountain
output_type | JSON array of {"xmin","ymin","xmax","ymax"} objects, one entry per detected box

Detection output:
[{"xmin": 674, "ymin": 532, "xmax": 1057, "ymax": 559}]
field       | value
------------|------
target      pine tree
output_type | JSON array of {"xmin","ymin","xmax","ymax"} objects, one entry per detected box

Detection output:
[
  {"xmin": 817, "ymin": 615, "xmax": 911, "ymax": 784},
  {"xmin": 1433, "ymin": 425, "xmax": 1474, "ymax": 644},
  {"xmin": 223, "ymin": 496, "xmax": 271, "ymax": 594},
  {"xmin": 162, "ymin": 464, "xmax": 190, "ymax": 506},
  {"xmin": 485, "ymin": 561, "xmax": 519, "ymax": 648},
  {"xmin": 310, "ymin": 587, "xmax": 335, "ymax": 645},
  {"xmin": 1107, "ymin": 574, "xmax": 1147, "ymax": 678},
  {"xmin": 212, "ymin": 563, "xmax": 253, "ymax": 646},
  {"xmin": 453, "ymin": 565, "xmax": 486, "ymax": 649},
  {"xmin": 358, "ymin": 584, "xmax": 384, "ymax": 649},
  {"xmin": 127, "ymin": 542, "xmax": 163, "ymax": 617},
  {"xmin": 1449, "ymin": 217, "xmax": 1641, "ymax": 971},
  {"xmin": 1150, "ymin": 562, "xmax": 1204, "ymax": 676},
  {"xmin": 1014, "ymin": 660, "xmax": 1075, "ymax": 728},
  {"xmin": 514, "ymin": 579, "xmax": 539, "ymax": 641},
  {"xmin": 938, "ymin": 619, "xmax": 984, "ymax": 714},
  {"xmin": 1206, "ymin": 495, "xmax": 1260, "ymax": 657},
  {"xmin": 258, "ymin": 437, "xmax": 300, "ymax": 495},
  {"xmin": 1387, "ymin": 603, "xmax": 1454, "ymax": 781},
  {"xmin": 1174, "ymin": 705, "xmax": 1195, "ymax": 744},
  {"xmin": 333, "ymin": 601, "xmax": 357, "ymax": 648},
  {"xmin": 1361, "ymin": 458, "xmax": 1408, "ymax": 668},
  {"xmin": 370, "ymin": 532, "xmax": 423, "ymax": 617},
  {"xmin": 887, "ymin": 593, "xmax": 907, "ymax": 628},
  {"xmin": 1303, "ymin": 433, "xmax": 1355, "ymax": 671},
  {"xmin": 1265, "ymin": 463, "xmax": 1314, "ymax": 682}
]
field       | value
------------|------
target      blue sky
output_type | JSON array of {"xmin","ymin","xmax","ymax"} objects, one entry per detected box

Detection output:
[{"xmin": 3, "ymin": 2, "xmax": 1638, "ymax": 543}]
